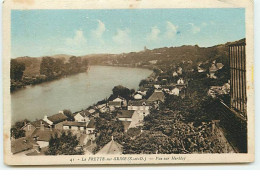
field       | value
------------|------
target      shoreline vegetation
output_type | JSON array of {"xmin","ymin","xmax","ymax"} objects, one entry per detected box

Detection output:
[
  {"xmin": 10, "ymin": 56, "xmax": 89, "ymax": 92},
  {"xmin": 11, "ymin": 39, "xmax": 244, "ymax": 155}
]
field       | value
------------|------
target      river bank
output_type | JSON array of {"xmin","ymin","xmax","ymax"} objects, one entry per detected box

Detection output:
[{"xmin": 11, "ymin": 65, "xmax": 153, "ymax": 123}]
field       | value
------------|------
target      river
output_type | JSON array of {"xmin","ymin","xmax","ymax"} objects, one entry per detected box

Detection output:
[{"xmin": 11, "ymin": 65, "xmax": 152, "ymax": 123}]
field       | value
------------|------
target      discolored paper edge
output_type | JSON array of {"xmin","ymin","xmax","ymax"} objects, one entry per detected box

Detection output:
[{"xmin": 2, "ymin": 0, "xmax": 255, "ymax": 165}]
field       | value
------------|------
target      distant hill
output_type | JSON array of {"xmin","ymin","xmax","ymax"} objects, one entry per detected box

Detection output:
[
  {"xmin": 15, "ymin": 56, "xmax": 42, "ymax": 77},
  {"xmin": 12, "ymin": 38, "xmax": 245, "ymax": 77},
  {"xmin": 14, "ymin": 54, "xmax": 73, "ymax": 77}
]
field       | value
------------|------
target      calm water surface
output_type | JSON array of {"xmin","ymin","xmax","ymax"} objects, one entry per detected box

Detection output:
[{"xmin": 11, "ymin": 66, "xmax": 152, "ymax": 123}]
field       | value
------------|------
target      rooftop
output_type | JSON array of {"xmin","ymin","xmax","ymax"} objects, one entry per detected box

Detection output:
[
  {"xmin": 147, "ymin": 90, "xmax": 165, "ymax": 102},
  {"xmin": 79, "ymin": 110, "xmax": 91, "ymax": 117},
  {"xmin": 30, "ymin": 119, "xmax": 49, "ymax": 128},
  {"xmin": 86, "ymin": 119, "xmax": 95, "ymax": 128},
  {"xmin": 47, "ymin": 113, "xmax": 68, "ymax": 124},
  {"xmin": 96, "ymin": 139, "xmax": 123, "ymax": 155},
  {"xmin": 11, "ymin": 137, "xmax": 37, "ymax": 154},
  {"xmin": 116, "ymin": 110, "xmax": 135, "ymax": 119},
  {"xmin": 128, "ymin": 100, "xmax": 153, "ymax": 106},
  {"xmin": 31, "ymin": 128, "xmax": 61, "ymax": 142},
  {"xmin": 63, "ymin": 121, "xmax": 87, "ymax": 127},
  {"xmin": 108, "ymin": 101, "xmax": 121, "ymax": 106}
]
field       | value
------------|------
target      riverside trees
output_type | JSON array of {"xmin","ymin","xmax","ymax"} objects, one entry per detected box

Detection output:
[{"xmin": 11, "ymin": 56, "xmax": 89, "ymax": 92}]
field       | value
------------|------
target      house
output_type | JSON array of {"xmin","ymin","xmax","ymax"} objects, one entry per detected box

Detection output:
[
  {"xmin": 198, "ymin": 66, "xmax": 206, "ymax": 73},
  {"xmin": 138, "ymin": 87, "xmax": 149, "ymax": 96},
  {"xmin": 154, "ymin": 84, "xmax": 161, "ymax": 89},
  {"xmin": 112, "ymin": 96, "xmax": 127, "ymax": 107},
  {"xmin": 209, "ymin": 63, "xmax": 218, "ymax": 79},
  {"xmin": 177, "ymin": 67, "xmax": 183, "ymax": 75},
  {"xmin": 21, "ymin": 120, "xmax": 50, "ymax": 137},
  {"xmin": 43, "ymin": 111, "xmax": 68, "ymax": 126},
  {"xmin": 11, "ymin": 137, "xmax": 38, "ymax": 155},
  {"xmin": 208, "ymin": 86, "xmax": 226, "ymax": 98},
  {"xmin": 147, "ymin": 90, "xmax": 165, "ymax": 103},
  {"xmin": 149, "ymin": 60, "xmax": 158, "ymax": 64},
  {"xmin": 108, "ymin": 101, "xmax": 121, "ymax": 111},
  {"xmin": 172, "ymin": 71, "xmax": 178, "ymax": 77},
  {"xmin": 88, "ymin": 109, "xmax": 96, "ymax": 114},
  {"xmin": 96, "ymin": 103, "xmax": 107, "ymax": 110},
  {"xmin": 169, "ymin": 87, "xmax": 180, "ymax": 96},
  {"xmin": 62, "ymin": 121, "xmax": 87, "ymax": 132},
  {"xmin": 133, "ymin": 93, "xmax": 142, "ymax": 100},
  {"xmin": 86, "ymin": 119, "xmax": 95, "ymax": 135},
  {"xmin": 31, "ymin": 127, "xmax": 62, "ymax": 149},
  {"xmin": 74, "ymin": 110, "xmax": 91, "ymax": 122},
  {"xmin": 96, "ymin": 137, "xmax": 123, "ymax": 155},
  {"xmin": 216, "ymin": 63, "xmax": 224, "ymax": 70},
  {"xmin": 222, "ymin": 81, "xmax": 230, "ymax": 94},
  {"xmin": 116, "ymin": 110, "xmax": 135, "ymax": 122},
  {"xmin": 162, "ymin": 88, "xmax": 170, "ymax": 93},
  {"xmin": 96, "ymin": 103, "xmax": 108, "ymax": 113},
  {"xmin": 128, "ymin": 100, "xmax": 153, "ymax": 117},
  {"xmin": 117, "ymin": 109, "xmax": 146, "ymax": 131},
  {"xmin": 177, "ymin": 78, "xmax": 185, "ymax": 85}
]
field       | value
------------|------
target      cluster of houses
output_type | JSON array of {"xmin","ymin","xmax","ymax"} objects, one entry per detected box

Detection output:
[
  {"xmin": 197, "ymin": 60, "xmax": 224, "ymax": 79},
  {"xmin": 11, "ymin": 83, "xmax": 170, "ymax": 156},
  {"xmin": 11, "ymin": 110, "xmax": 97, "ymax": 156},
  {"xmin": 208, "ymin": 81, "xmax": 231, "ymax": 98}
]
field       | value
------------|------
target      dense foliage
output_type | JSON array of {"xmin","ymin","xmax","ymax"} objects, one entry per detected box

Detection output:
[
  {"xmin": 10, "ymin": 119, "xmax": 30, "ymax": 139},
  {"xmin": 93, "ymin": 112, "xmax": 124, "ymax": 153},
  {"xmin": 45, "ymin": 131, "xmax": 83, "ymax": 155},
  {"xmin": 63, "ymin": 109, "xmax": 74, "ymax": 121}
]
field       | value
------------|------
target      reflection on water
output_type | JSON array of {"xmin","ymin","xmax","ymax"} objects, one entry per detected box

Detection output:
[{"xmin": 11, "ymin": 66, "xmax": 152, "ymax": 123}]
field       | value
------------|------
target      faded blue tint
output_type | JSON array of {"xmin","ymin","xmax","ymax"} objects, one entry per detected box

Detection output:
[{"xmin": 11, "ymin": 9, "xmax": 245, "ymax": 58}]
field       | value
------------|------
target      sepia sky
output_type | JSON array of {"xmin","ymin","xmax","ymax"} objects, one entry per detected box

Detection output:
[{"xmin": 11, "ymin": 8, "xmax": 245, "ymax": 58}]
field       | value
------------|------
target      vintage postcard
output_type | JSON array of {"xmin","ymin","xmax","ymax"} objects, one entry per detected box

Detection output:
[{"xmin": 2, "ymin": 0, "xmax": 254, "ymax": 165}]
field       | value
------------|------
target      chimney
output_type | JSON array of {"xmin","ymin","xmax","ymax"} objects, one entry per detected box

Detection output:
[
  {"xmin": 111, "ymin": 136, "xmax": 114, "ymax": 141},
  {"xmin": 40, "ymin": 121, "xmax": 44, "ymax": 131}
]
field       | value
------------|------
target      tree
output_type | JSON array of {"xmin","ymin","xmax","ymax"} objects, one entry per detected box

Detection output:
[
  {"xmin": 10, "ymin": 119, "xmax": 30, "ymax": 139},
  {"xmin": 10, "ymin": 60, "xmax": 25, "ymax": 80},
  {"xmin": 63, "ymin": 109, "xmax": 74, "ymax": 121},
  {"xmin": 11, "ymin": 127, "xmax": 25, "ymax": 139},
  {"xmin": 139, "ymin": 79, "xmax": 148, "ymax": 87},
  {"xmin": 45, "ymin": 131, "xmax": 83, "ymax": 155},
  {"xmin": 40, "ymin": 57, "xmax": 55, "ymax": 78},
  {"xmin": 112, "ymin": 85, "xmax": 131, "ymax": 100},
  {"xmin": 94, "ymin": 117, "xmax": 124, "ymax": 153}
]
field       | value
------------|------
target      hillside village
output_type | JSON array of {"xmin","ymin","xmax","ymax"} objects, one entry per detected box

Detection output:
[{"xmin": 10, "ymin": 39, "xmax": 245, "ymax": 155}]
